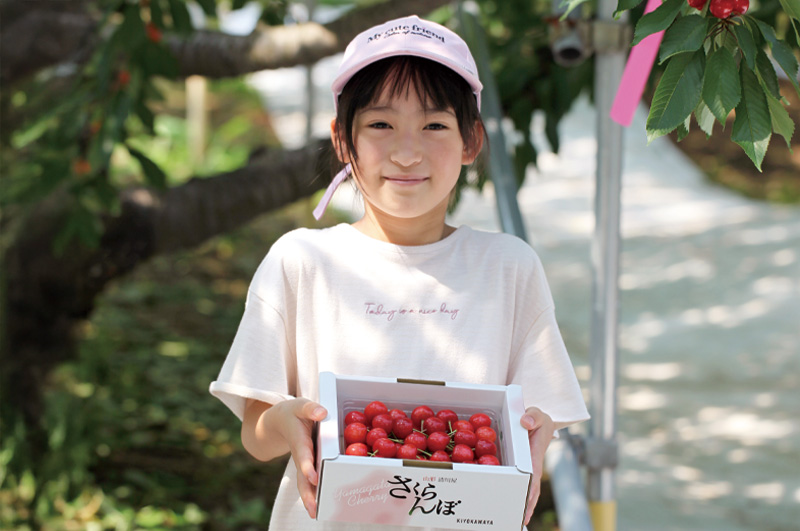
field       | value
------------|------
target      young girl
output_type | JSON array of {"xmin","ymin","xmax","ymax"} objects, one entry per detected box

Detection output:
[{"xmin": 210, "ymin": 15, "xmax": 589, "ymax": 530}]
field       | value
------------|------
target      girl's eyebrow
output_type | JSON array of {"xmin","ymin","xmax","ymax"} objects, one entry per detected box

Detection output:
[{"xmin": 361, "ymin": 105, "xmax": 455, "ymax": 116}]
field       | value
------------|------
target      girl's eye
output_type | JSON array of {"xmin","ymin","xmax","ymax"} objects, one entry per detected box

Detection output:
[
  {"xmin": 369, "ymin": 122, "xmax": 391, "ymax": 129},
  {"xmin": 425, "ymin": 123, "xmax": 447, "ymax": 131}
]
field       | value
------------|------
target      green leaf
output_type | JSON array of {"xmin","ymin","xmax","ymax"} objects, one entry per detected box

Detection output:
[
  {"xmin": 168, "ymin": 0, "xmax": 193, "ymax": 34},
  {"xmin": 695, "ymin": 100, "xmax": 716, "ymax": 137},
  {"xmin": 138, "ymin": 41, "xmax": 179, "ymax": 78},
  {"xmin": 732, "ymin": 23, "xmax": 757, "ymax": 71},
  {"xmin": 150, "ymin": 0, "xmax": 165, "ymax": 28},
  {"xmin": 615, "ymin": 0, "xmax": 645, "ymax": 18},
  {"xmin": 755, "ymin": 48, "xmax": 781, "ymax": 100},
  {"xmin": 676, "ymin": 113, "xmax": 691, "ymax": 141},
  {"xmin": 134, "ymin": 100, "xmax": 156, "ymax": 133},
  {"xmin": 731, "ymin": 65, "xmax": 772, "ymax": 171},
  {"xmin": 754, "ymin": 19, "xmax": 800, "ymax": 96},
  {"xmin": 659, "ymin": 15, "xmax": 708, "ymax": 64},
  {"xmin": 514, "ymin": 142, "xmax": 537, "ymax": 185},
  {"xmin": 702, "ymin": 46, "xmax": 740, "ymax": 126},
  {"xmin": 646, "ymin": 50, "xmax": 705, "ymax": 141},
  {"xmin": 557, "ymin": 0, "xmax": 590, "ymax": 19},
  {"xmin": 765, "ymin": 93, "xmax": 795, "ymax": 149},
  {"xmin": 632, "ymin": 0, "xmax": 684, "ymax": 46},
  {"xmin": 128, "ymin": 147, "xmax": 168, "ymax": 189},
  {"xmin": 779, "ymin": 0, "xmax": 800, "ymax": 21},
  {"xmin": 112, "ymin": 5, "xmax": 146, "ymax": 49},
  {"xmin": 195, "ymin": 0, "xmax": 217, "ymax": 17}
]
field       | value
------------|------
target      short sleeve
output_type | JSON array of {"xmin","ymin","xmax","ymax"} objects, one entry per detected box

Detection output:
[
  {"xmin": 209, "ymin": 249, "xmax": 298, "ymax": 420},
  {"xmin": 508, "ymin": 306, "xmax": 590, "ymax": 430}
]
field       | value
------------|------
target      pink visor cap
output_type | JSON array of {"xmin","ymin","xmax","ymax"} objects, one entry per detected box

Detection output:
[{"xmin": 313, "ymin": 15, "xmax": 483, "ymax": 220}]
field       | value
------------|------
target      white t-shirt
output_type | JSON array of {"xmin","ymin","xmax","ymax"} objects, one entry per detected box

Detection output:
[{"xmin": 210, "ymin": 223, "xmax": 589, "ymax": 530}]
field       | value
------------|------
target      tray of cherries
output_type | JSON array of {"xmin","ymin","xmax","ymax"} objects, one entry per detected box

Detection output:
[{"xmin": 340, "ymin": 400, "xmax": 501, "ymax": 465}]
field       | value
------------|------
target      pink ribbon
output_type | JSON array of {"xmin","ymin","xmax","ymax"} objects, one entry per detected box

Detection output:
[
  {"xmin": 313, "ymin": 163, "xmax": 352, "ymax": 220},
  {"xmin": 610, "ymin": 0, "xmax": 665, "ymax": 127}
]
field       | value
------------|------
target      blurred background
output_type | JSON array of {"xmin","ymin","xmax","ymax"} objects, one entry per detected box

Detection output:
[{"xmin": 1, "ymin": 0, "xmax": 798, "ymax": 529}]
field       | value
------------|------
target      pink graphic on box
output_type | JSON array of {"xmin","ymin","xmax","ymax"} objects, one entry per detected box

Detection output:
[{"xmin": 330, "ymin": 470, "xmax": 411, "ymax": 525}]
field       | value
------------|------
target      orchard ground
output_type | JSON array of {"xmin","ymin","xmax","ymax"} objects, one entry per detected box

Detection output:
[{"xmin": 252, "ymin": 59, "xmax": 800, "ymax": 530}]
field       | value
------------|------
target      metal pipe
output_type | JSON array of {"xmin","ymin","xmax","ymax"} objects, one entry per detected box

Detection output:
[
  {"xmin": 588, "ymin": 0, "xmax": 627, "ymax": 529},
  {"xmin": 458, "ymin": 3, "xmax": 528, "ymax": 242},
  {"xmin": 545, "ymin": 431, "xmax": 594, "ymax": 531}
]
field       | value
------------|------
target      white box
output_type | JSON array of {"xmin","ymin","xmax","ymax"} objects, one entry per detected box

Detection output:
[{"xmin": 315, "ymin": 372, "xmax": 533, "ymax": 530}]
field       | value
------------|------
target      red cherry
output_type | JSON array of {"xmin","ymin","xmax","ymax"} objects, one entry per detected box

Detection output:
[
  {"xmin": 430, "ymin": 450, "xmax": 452, "ymax": 462},
  {"xmin": 73, "ymin": 158, "xmax": 92, "ymax": 176},
  {"xmin": 475, "ymin": 439, "xmax": 497, "ymax": 458},
  {"xmin": 732, "ymin": 0, "xmax": 749, "ymax": 15},
  {"xmin": 145, "ymin": 22, "xmax": 162, "ymax": 43},
  {"xmin": 392, "ymin": 417, "xmax": 414, "ymax": 439},
  {"xmin": 469, "ymin": 413, "xmax": 492, "ymax": 430},
  {"xmin": 396, "ymin": 443, "xmax": 419, "ymax": 459},
  {"xmin": 475, "ymin": 426, "xmax": 497, "ymax": 443},
  {"xmin": 709, "ymin": 0, "xmax": 747, "ymax": 18},
  {"xmin": 454, "ymin": 429, "xmax": 478, "ymax": 448},
  {"xmin": 421, "ymin": 416, "xmax": 447, "ymax": 434},
  {"xmin": 115, "ymin": 69, "xmax": 131, "ymax": 90},
  {"xmin": 343, "ymin": 422, "xmax": 367, "ymax": 445},
  {"xmin": 427, "ymin": 431, "xmax": 452, "ymax": 452},
  {"xmin": 373, "ymin": 437, "xmax": 397, "ymax": 458},
  {"xmin": 366, "ymin": 427, "xmax": 388, "ymax": 448},
  {"xmin": 364, "ymin": 401, "xmax": 388, "ymax": 422},
  {"xmin": 404, "ymin": 432, "xmax": 428, "ymax": 452},
  {"xmin": 389, "ymin": 408, "xmax": 407, "ymax": 420},
  {"xmin": 477, "ymin": 454, "xmax": 500, "ymax": 466},
  {"xmin": 452, "ymin": 420, "xmax": 474, "ymax": 432},
  {"xmin": 436, "ymin": 409, "xmax": 459, "ymax": 426},
  {"xmin": 411, "ymin": 405, "xmax": 434, "ymax": 429},
  {"xmin": 346, "ymin": 442, "xmax": 369, "ymax": 456},
  {"xmin": 371, "ymin": 413, "xmax": 394, "ymax": 433},
  {"xmin": 687, "ymin": 0, "xmax": 707, "ymax": 9},
  {"xmin": 345, "ymin": 411, "xmax": 367, "ymax": 425},
  {"xmin": 451, "ymin": 443, "xmax": 474, "ymax": 463}
]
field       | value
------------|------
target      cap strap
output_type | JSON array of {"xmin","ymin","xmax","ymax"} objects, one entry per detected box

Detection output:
[{"xmin": 312, "ymin": 163, "xmax": 352, "ymax": 220}]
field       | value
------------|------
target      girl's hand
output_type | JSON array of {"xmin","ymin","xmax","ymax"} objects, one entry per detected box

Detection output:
[
  {"xmin": 275, "ymin": 398, "xmax": 328, "ymax": 518},
  {"xmin": 520, "ymin": 407, "xmax": 555, "ymax": 525},
  {"xmin": 243, "ymin": 398, "xmax": 327, "ymax": 519}
]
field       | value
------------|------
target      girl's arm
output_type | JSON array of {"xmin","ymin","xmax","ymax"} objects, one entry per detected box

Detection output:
[
  {"xmin": 242, "ymin": 397, "xmax": 328, "ymax": 518},
  {"xmin": 520, "ymin": 406, "xmax": 556, "ymax": 525}
]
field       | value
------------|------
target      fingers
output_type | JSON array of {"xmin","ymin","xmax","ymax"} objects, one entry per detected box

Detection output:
[
  {"xmin": 520, "ymin": 407, "xmax": 554, "ymax": 525},
  {"xmin": 520, "ymin": 406, "xmax": 554, "ymax": 434},
  {"xmin": 284, "ymin": 399, "xmax": 327, "ymax": 519},
  {"xmin": 524, "ymin": 478, "xmax": 542, "ymax": 525},
  {"xmin": 296, "ymin": 461, "xmax": 318, "ymax": 518}
]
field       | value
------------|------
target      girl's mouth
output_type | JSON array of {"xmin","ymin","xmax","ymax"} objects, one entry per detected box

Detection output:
[{"xmin": 383, "ymin": 175, "xmax": 428, "ymax": 185}]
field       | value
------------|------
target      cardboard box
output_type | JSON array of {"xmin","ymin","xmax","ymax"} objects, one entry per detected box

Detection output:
[{"xmin": 315, "ymin": 372, "xmax": 533, "ymax": 530}]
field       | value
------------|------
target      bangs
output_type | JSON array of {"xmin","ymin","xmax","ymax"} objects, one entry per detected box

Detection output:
[{"xmin": 369, "ymin": 56, "xmax": 461, "ymax": 112}]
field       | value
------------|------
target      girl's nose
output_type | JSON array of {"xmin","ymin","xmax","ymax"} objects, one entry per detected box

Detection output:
[{"xmin": 390, "ymin": 132, "xmax": 423, "ymax": 167}]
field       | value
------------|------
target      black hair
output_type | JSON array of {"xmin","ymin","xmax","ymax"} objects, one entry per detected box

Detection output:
[{"xmin": 332, "ymin": 56, "xmax": 484, "ymax": 171}]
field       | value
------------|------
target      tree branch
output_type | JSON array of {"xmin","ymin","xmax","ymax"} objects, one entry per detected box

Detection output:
[
  {"xmin": 0, "ymin": 0, "xmax": 452, "ymax": 85},
  {"xmin": 170, "ymin": 0, "xmax": 451, "ymax": 77}
]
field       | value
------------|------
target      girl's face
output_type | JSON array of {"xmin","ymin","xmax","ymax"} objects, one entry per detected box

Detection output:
[{"xmin": 334, "ymin": 84, "xmax": 479, "ymax": 225}]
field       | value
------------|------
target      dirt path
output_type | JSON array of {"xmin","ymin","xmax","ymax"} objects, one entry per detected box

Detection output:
[{"xmin": 448, "ymin": 97, "xmax": 800, "ymax": 531}]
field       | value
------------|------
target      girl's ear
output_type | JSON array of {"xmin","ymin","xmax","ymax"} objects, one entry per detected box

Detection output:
[
  {"xmin": 461, "ymin": 121, "xmax": 485, "ymax": 165},
  {"xmin": 330, "ymin": 119, "xmax": 349, "ymax": 163}
]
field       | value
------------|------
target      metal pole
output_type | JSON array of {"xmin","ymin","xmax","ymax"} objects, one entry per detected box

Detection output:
[
  {"xmin": 458, "ymin": 3, "xmax": 528, "ymax": 241},
  {"xmin": 588, "ymin": 1, "xmax": 627, "ymax": 529}
]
